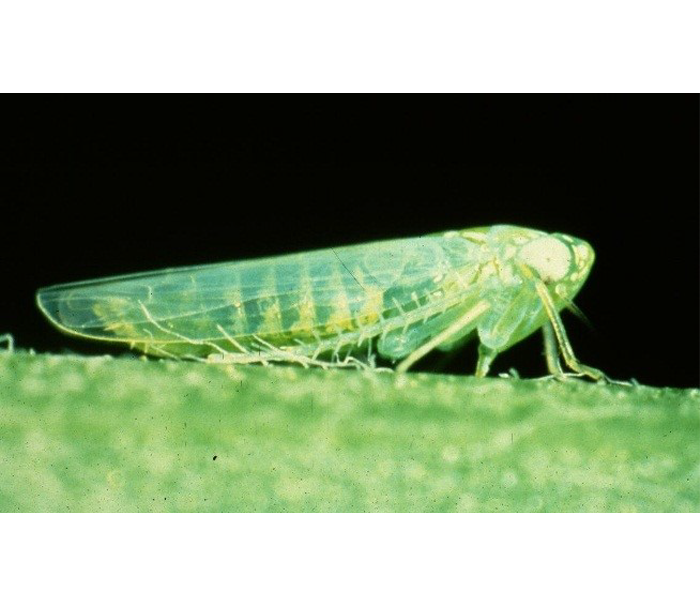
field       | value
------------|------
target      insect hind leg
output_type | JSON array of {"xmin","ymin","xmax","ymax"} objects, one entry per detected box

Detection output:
[
  {"xmin": 215, "ymin": 329, "xmax": 378, "ymax": 370},
  {"xmin": 396, "ymin": 300, "xmax": 490, "ymax": 373}
]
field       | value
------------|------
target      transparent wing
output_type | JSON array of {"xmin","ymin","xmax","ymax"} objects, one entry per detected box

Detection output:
[{"xmin": 37, "ymin": 234, "xmax": 481, "ymax": 348}]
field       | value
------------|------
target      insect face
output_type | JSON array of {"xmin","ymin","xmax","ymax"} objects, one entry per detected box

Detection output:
[{"xmin": 518, "ymin": 234, "xmax": 595, "ymax": 300}]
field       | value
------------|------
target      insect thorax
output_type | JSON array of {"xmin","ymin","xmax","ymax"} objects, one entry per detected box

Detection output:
[{"xmin": 449, "ymin": 225, "xmax": 595, "ymax": 352}]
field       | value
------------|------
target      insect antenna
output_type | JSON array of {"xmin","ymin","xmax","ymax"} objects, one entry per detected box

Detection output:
[{"xmin": 561, "ymin": 298, "xmax": 596, "ymax": 334}]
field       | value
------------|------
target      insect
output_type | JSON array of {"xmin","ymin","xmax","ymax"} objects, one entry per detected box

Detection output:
[{"xmin": 36, "ymin": 225, "xmax": 604, "ymax": 379}]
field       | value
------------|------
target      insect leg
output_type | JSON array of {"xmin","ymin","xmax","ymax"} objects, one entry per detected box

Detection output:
[
  {"xmin": 216, "ymin": 324, "xmax": 253, "ymax": 354},
  {"xmin": 542, "ymin": 320, "xmax": 564, "ymax": 377},
  {"xmin": 249, "ymin": 334, "xmax": 366, "ymax": 370},
  {"xmin": 533, "ymin": 280, "xmax": 605, "ymax": 381},
  {"xmin": 211, "ymin": 325, "xmax": 276, "ymax": 365},
  {"xmin": 475, "ymin": 344, "xmax": 498, "ymax": 377},
  {"xmin": 395, "ymin": 299, "xmax": 490, "ymax": 373},
  {"xmin": 138, "ymin": 301, "xmax": 232, "ymax": 359}
]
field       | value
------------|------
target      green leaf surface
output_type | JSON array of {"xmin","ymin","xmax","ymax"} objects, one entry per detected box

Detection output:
[{"xmin": 0, "ymin": 351, "xmax": 698, "ymax": 512}]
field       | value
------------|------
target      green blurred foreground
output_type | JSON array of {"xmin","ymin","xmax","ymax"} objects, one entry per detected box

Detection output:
[{"xmin": 0, "ymin": 351, "xmax": 697, "ymax": 512}]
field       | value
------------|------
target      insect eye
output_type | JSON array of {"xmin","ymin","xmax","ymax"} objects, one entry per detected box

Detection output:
[{"xmin": 519, "ymin": 237, "xmax": 572, "ymax": 282}]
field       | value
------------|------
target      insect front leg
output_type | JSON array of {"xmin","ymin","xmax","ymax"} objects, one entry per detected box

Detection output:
[
  {"xmin": 542, "ymin": 320, "xmax": 564, "ymax": 377},
  {"xmin": 534, "ymin": 280, "xmax": 605, "ymax": 381},
  {"xmin": 475, "ymin": 344, "xmax": 498, "ymax": 377}
]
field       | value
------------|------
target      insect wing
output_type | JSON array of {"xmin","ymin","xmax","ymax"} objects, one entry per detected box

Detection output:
[{"xmin": 36, "ymin": 236, "xmax": 465, "ymax": 351}]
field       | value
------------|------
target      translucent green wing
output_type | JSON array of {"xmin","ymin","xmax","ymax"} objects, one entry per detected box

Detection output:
[{"xmin": 37, "ymin": 234, "xmax": 481, "ymax": 356}]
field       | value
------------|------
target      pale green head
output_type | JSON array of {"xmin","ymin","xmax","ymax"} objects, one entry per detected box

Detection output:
[
  {"xmin": 461, "ymin": 225, "xmax": 596, "ymax": 302},
  {"xmin": 517, "ymin": 231, "xmax": 595, "ymax": 301},
  {"xmin": 450, "ymin": 226, "xmax": 598, "ymax": 356}
]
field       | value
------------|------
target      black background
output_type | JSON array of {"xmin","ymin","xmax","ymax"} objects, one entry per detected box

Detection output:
[{"xmin": 2, "ymin": 95, "xmax": 698, "ymax": 387}]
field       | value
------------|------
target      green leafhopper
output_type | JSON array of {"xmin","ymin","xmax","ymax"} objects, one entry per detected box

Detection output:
[{"xmin": 36, "ymin": 225, "xmax": 603, "ymax": 379}]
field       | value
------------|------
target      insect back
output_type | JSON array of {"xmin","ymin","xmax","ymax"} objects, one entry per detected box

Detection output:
[{"xmin": 36, "ymin": 225, "xmax": 602, "ymax": 379}]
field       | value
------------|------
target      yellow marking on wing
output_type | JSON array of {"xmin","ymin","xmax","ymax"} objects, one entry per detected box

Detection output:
[
  {"xmin": 350, "ymin": 266, "xmax": 385, "ymax": 326},
  {"xmin": 326, "ymin": 294, "xmax": 354, "ymax": 332},
  {"xmin": 289, "ymin": 269, "xmax": 317, "ymax": 336},
  {"xmin": 92, "ymin": 299, "xmax": 143, "ymax": 341},
  {"xmin": 295, "ymin": 295, "xmax": 316, "ymax": 334},
  {"xmin": 354, "ymin": 285, "xmax": 383, "ymax": 327},
  {"xmin": 292, "ymin": 293, "xmax": 316, "ymax": 333},
  {"xmin": 321, "ymin": 267, "xmax": 353, "ymax": 333},
  {"xmin": 227, "ymin": 290, "xmax": 246, "ymax": 335},
  {"xmin": 261, "ymin": 299, "xmax": 284, "ymax": 333},
  {"xmin": 106, "ymin": 321, "xmax": 142, "ymax": 341},
  {"xmin": 93, "ymin": 297, "xmax": 130, "ymax": 316}
]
